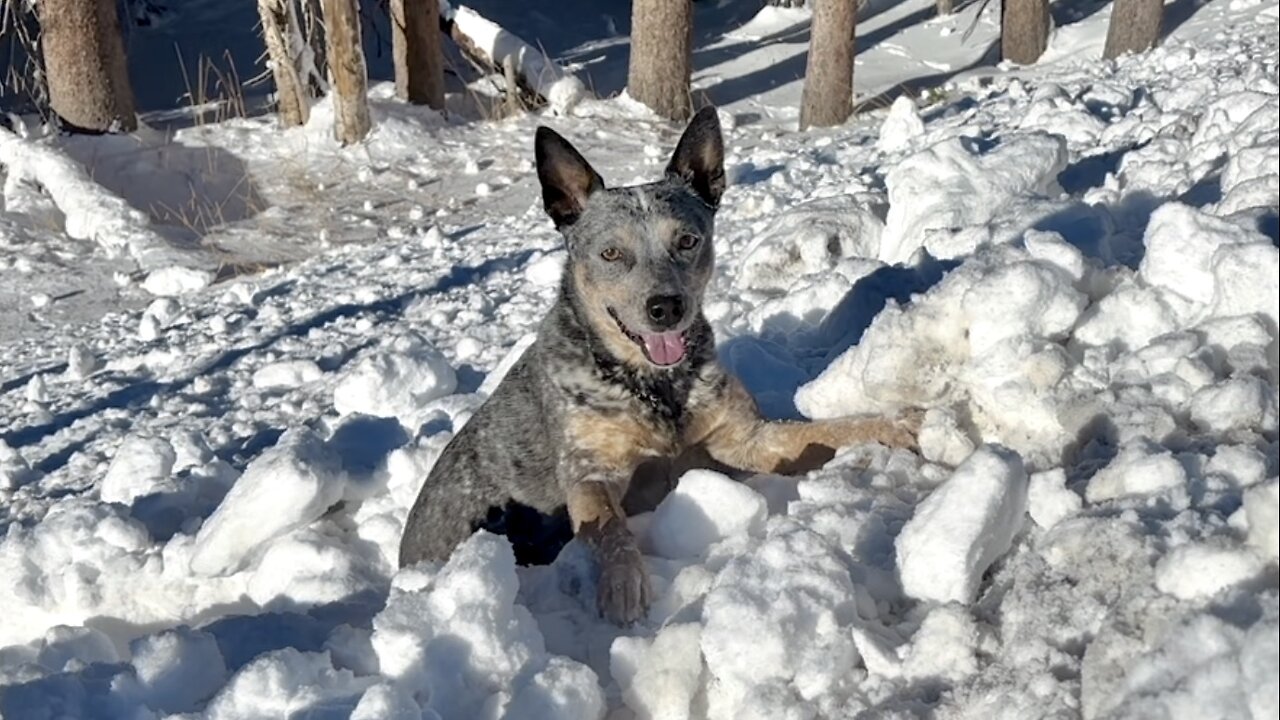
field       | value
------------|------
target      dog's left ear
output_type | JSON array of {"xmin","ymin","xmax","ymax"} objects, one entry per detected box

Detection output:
[{"xmin": 666, "ymin": 106, "xmax": 725, "ymax": 209}]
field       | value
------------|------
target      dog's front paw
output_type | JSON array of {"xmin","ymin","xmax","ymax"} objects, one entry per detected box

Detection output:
[
  {"xmin": 886, "ymin": 409, "xmax": 925, "ymax": 451},
  {"xmin": 596, "ymin": 540, "xmax": 652, "ymax": 626}
]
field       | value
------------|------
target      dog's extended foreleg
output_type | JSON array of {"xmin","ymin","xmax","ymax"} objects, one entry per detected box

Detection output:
[
  {"xmin": 561, "ymin": 453, "xmax": 651, "ymax": 625},
  {"xmin": 693, "ymin": 375, "xmax": 920, "ymax": 475}
]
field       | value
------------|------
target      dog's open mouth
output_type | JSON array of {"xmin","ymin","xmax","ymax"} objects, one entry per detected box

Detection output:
[{"xmin": 608, "ymin": 309, "xmax": 687, "ymax": 367}]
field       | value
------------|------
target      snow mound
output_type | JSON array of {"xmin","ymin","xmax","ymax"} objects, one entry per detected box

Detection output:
[
  {"xmin": 371, "ymin": 532, "xmax": 567, "ymax": 719},
  {"xmin": 700, "ymin": 526, "xmax": 862, "ymax": 716}
]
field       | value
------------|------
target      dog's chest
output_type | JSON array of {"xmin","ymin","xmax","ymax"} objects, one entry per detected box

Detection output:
[{"xmin": 557, "ymin": 364, "xmax": 697, "ymax": 456}]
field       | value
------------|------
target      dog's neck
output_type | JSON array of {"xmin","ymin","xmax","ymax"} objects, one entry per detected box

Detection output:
[{"xmin": 548, "ymin": 282, "xmax": 714, "ymax": 421}]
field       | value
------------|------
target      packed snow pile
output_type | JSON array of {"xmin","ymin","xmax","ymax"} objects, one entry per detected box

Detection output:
[{"xmin": 1, "ymin": 0, "xmax": 1278, "ymax": 717}]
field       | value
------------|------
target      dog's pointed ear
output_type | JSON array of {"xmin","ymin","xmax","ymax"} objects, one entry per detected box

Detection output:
[
  {"xmin": 535, "ymin": 126, "xmax": 605, "ymax": 229},
  {"xmin": 666, "ymin": 106, "xmax": 725, "ymax": 209}
]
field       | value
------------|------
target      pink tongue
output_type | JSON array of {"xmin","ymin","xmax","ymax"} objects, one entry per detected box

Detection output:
[{"xmin": 641, "ymin": 331, "xmax": 687, "ymax": 365}]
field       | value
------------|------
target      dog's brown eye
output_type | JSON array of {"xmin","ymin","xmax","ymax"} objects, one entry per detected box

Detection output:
[
  {"xmin": 600, "ymin": 247, "xmax": 622, "ymax": 262},
  {"xmin": 676, "ymin": 234, "xmax": 700, "ymax": 251}
]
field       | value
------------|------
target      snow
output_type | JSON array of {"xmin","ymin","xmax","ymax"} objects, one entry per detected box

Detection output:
[
  {"xmin": 130, "ymin": 626, "xmax": 228, "ymax": 714},
  {"xmin": 332, "ymin": 332, "xmax": 458, "ymax": 430},
  {"xmin": 189, "ymin": 428, "xmax": 344, "ymax": 576},
  {"xmin": 896, "ymin": 445, "xmax": 1028, "ymax": 604},
  {"xmin": 646, "ymin": 469, "xmax": 767, "ymax": 560},
  {"xmin": 2, "ymin": 0, "xmax": 1279, "ymax": 716},
  {"xmin": 1155, "ymin": 541, "xmax": 1267, "ymax": 601}
]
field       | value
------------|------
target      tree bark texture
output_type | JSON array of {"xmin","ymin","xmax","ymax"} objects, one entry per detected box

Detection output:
[
  {"xmin": 391, "ymin": 0, "xmax": 444, "ymax": 108},
  {"xmin": 936, "ymin": 0, "xmax": 954, "ymax": 15},
  {"xmin": 1103, "ymin": 0, "xmax": 1163, "ymax": 59},
  {"xmin": 258, "ymin": 0, "xmax": 311, "ymax": 127},
  {"xmin": 1002, "ymin": 0, "xmax": 1050, "ymax": 65},
  {"xmin": 628, "ymin": 0, "xmax": 693, "ymax": 121},
  {"xmin": 322, "ymin": 0, "xmax": 372, "ymax": 144},
  {"xmin": 799, "ymin": 0, "xmax": 856, "ymax": 130},
  {"xmin": 39, "ymin": 0, "xmax": 137, "ymax": 132}
]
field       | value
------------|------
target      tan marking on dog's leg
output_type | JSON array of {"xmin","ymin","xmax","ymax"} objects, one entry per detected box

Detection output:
[
  {"xmin": 560, "ymin": 412, "xmax": 671, "ymax": 625},
  {"xmin": 690, "ymin": 374, "xmax": 921, "ymax": 475}
]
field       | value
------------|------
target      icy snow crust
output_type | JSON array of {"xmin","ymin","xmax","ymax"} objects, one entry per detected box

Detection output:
[{"xmin": 2, "ymin": 5, "xmax": 1279, "ymax": 719}]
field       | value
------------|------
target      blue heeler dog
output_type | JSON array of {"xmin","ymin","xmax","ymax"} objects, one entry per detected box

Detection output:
[{"xmin": 400, "ymin": 107, "xmax": 921, "ymax": 624}]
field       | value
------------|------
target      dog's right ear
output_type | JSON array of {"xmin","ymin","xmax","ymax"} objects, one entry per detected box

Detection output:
[{"xmin": 535, "ymin": 127, "xmax": 605, "ymax": 229}]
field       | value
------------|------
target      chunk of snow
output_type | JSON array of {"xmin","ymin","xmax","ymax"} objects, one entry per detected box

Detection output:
[
  {"xmin": 880, "ymin": 133, "xmax": 1067, "ymax": 264},
  {"xmin": 701, "ymin": 527, "xmax": 861, "ymax": 714},
  {"xmin": 143, "ymin": 266, "xmax": 216, "ymax": 296},
  {"xmin": 372, "ymin": 532, "xmax": 544, "ymax": 719},
  {"xmin": 1190, "ymin": 375, "xmax": 1277, "ymax": 433},
  {"xmin": 333, "ymin": 332, "xmax": 457, "ymax": 428},
  {"xmin": 204, "ymin": 648, "xmax": 370, "ymax": 720},
  {"xmin": 1086, "ymin": 441, "xmax": 1188, "ymax": 504},
  {"xmin": 613, "ymin": 623, "xmax": 703, "ymax": 720},
  {"xmin": 36, "ymin": 625, "xmax": 119, "ymax": 671},
  {"xmin": 647, "ymin": 469, "xmax": 767, "ymax": 560},
  {"xmin": 1155, "ymin": 541, "xmax": 1265, "ymax": 600},
  {"xmin": 737, "ymin": 195, "xmax": 884, "ymax": 293},
  {"xmin": 896, "ymin": 446, "xmax": 1028, "ymax": 604},
  {"xmin": 251, "ymin": 360, "xmax": 324, "ymax": 390},
  {"xmin": 350, "ymin": 682, "xmax": 421, "ymax": 720},
  {"xmin": 1243, "ymin": 480, "xmax": 1279, "ymax": 561},
  {"xmin": 190, "ymin": 428, "xmax": 344, "ymax": 576},
  {"xmin": 917, "ymin": 407, "xmax": 976, "ymax": 466},
  {"xmin": 878, "ymin": 95, "xmax": 926, "ymax": 152},
  {"xmin": 100, "ymin": 435, "xmax": 177, "ymax": 505},
  {"xmin": 501, "ymin": 656, "xmax": 605, "ymax": 720},
  {"xmin": 1027, "ymin": 468, "xmax": 1081, "ymax": 531},
  {"xmin": 130, "ymin": 626, "xmax": 227, "ymax": 714}
]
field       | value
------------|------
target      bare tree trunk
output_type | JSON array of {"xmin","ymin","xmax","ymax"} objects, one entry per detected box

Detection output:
[
  {"xmin": 323, "ymin": 0, "xmax": 372, "ymax": 144},
  {"xmin": 258, "ymin": 0, "xmax": 310, "ymax": 126},
  {"xmin": 799, "ymin": 0, "xmax": 856, "ymax": 130},
  {"xmin": 302, "ymin": 0, "xmax": 329, "ymax": 95},
  {"xmin": 936, "ymin": 0, "xmax": 954, "ymax": 15},
  {"xmin": 38, "ymin": 0, "xmax": 137, "ymax": 133},
  {"xmin": 391, "ymin": 0, "xmax": 444, "ymax": 108},
  {"xmin": 628, "ymin": 0, "xmax": 693, "ymax": 121},
  {"xmin": 1103, "ymin": 0, "xmax": 1163, "ymax": 59},
  {"xmin": 1002, "ymin": 0, "xmax": 1050, "ymax": 64}
]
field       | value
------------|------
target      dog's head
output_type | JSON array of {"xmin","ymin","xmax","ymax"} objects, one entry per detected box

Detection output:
[{"xmin": 535, "ymin": 107, "xmax": 725, "ymax": 370}]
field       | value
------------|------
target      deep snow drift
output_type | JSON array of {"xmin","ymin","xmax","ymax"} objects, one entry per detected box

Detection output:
[{"xmin": 1, "ymin": 0, "xmax": 1279, "ymax": 718}]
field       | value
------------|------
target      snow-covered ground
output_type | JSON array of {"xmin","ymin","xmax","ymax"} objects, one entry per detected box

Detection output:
[{"xmin": 1, "ymin": 0, "xmax": 1278, "ymax": 717}]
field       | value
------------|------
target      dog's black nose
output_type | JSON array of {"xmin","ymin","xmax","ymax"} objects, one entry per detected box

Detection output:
[{"xmin": 646, "ymin": 295, "xmax": 684, "ymax": 328}]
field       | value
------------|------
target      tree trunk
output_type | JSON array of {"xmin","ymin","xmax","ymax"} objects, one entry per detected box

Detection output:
[
  {"xmin": 391, "ymin": 0, "xmax": 444, "ymax": 108},
  {"xmin": 936, "ymin": 0, "xmax": 954, "ymax": 15},
  {"xmin": 1002, "ymin": 0, "xmax": 1050, "ymax": 65},
  {"xmin": 258, "ymin": 0, "xmax": 311, "ymax": 127},
  {"xmin": 799, "ymin": 0, "xmax": 856, "ymax": 130},
  {"xmin": 322, "ymin": 0, "xmax": 372, "ymax": 144},
  {"xmin": 38, "ymin": 0, "xmax": 137, "ymax": 133},
  {"xmin": 1103, "ymin": 0, "xmax": 1163, "ymax": 59},
  {"xmin": 628, "ymin": 0, "xmax": 693, "ymax": 121},
  {"xmin": 302, "ymin": 0, "xmax": 330, "ymax": 95}
]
